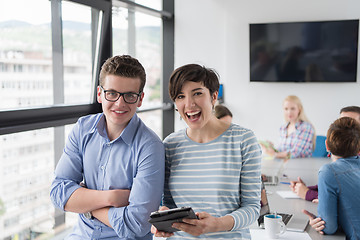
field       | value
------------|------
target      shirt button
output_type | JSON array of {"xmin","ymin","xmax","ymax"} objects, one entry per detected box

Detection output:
[{"xmin": 101, "ymin": 166, "xmax": 105, "ymax": 170}]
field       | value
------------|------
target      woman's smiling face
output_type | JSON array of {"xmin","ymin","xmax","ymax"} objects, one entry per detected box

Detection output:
[
  {"xmin": 283, "ymin": 100, "xmax": 300, "ymax": 123},
  {"xmin": 174, "ymin": 81, "xmax": 217, "ymax": 129}
]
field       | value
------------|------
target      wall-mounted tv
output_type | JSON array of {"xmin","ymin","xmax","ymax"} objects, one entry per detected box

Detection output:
[{"xmin": 249, "ymin": 19, "xmax": 359, "ymax": 82}]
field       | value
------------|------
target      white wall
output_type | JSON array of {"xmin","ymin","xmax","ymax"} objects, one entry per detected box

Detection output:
[{"xmin": 174, "ymin": 0, "xmax": 360, "ymax": 144}]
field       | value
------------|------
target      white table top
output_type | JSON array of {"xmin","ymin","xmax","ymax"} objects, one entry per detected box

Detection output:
[{"xmin": 259, "ymin": 156, "xmax": 345, "ymax": 240}]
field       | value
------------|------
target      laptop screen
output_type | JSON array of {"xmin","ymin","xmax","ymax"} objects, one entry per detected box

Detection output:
[{"xmin": 259, "ymin": 182, "xmax": 270, "ymax": 223}]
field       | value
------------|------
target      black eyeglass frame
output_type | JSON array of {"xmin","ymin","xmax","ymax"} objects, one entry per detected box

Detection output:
[{"xmin": 100, "ymin": 86, "xmax": 142, "ymax": 104}]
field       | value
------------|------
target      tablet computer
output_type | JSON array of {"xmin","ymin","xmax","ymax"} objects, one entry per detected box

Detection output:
[{"xmin": 148, "ymin": 207, "xmax": 198, "ymax": 232}]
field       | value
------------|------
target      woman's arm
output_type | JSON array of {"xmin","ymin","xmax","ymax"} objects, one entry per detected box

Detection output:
[{"xmin": 227, "ymin": 129, "xmax": 262, "ymax": 230}]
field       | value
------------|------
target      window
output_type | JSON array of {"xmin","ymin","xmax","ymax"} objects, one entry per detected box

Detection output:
[
  {"xmin": 0, "ymin": 128, "xmax": 55, "ymax": 238},
  {"xmin": 62, "ymin": 2, "xmax": 93, "ymax": 104},
  {"xmin": 0, "ymin": 0, "xmax": 53, "ymax": 110},
  {"xmin": 113, "ymin": 1, "xmax": 164, "ymax": 137},
  {"xmin": 0, "ymin": 0, "xmax": 173, "ymax": 238}
]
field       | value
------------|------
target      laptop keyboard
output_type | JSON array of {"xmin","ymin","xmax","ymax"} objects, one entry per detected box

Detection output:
[
  {"xmin": 258, "ymin": 213, "xmax": 293, "ymax": 225},
  {"xmin": 278, "ymin": 213, "xmax": 292, "ymax": 225}
]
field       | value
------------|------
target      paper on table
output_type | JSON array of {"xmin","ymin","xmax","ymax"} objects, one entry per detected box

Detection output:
[
  {"xmin": 250, "ymin": 228, "xmax": 312, "ymax": 240},
  {"xmin": 277, "ymin": 190, "xmax": 301, "ymax": 199}
]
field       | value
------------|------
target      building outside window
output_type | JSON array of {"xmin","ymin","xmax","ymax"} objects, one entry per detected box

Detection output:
[{"xmin": 0, "ymin": 0, "xmax": 172, "ymax": 239}]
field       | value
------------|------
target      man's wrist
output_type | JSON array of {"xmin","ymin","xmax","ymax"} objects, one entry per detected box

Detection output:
[{"xmin": 84, "ymin": 211, "xmax": 94, "ymax": 219}]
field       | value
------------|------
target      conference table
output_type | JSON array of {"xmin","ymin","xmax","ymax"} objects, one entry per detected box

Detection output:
[
  {"xmin": 154, "ymin": 157, "xmax": 346, "ymax": 240},
  {"xmin": 259, "ymin": 156, "xmax": 346, "ymax": 240}
]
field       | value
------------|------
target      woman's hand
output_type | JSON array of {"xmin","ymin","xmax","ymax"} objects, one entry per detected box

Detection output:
[
  {"xmin": 302, "ymin": 209, "xmax": 325, "ymax": 234},
  {"xmin": 260, "ymin": 142, "xmax": 276, "ymax": 156},
  {"xmin": 172, "ymin": 212, "xmax": 234, "ymax": 236},
  {"xmin": 289, "ymin": 177, "xmax": 309, "ymax": 199},
  {"xmin": 151, "ymin": 206, "xmax": 174, "ymax": 238}
]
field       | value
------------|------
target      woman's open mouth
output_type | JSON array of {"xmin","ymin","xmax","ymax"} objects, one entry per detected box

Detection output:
[{"xmin": 186, "ymin": 111, "xmax": 201, "ymax": 121}]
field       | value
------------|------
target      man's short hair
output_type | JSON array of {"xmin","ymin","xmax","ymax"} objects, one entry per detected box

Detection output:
[
  {"xmin": 99, "ymin": 55, "xmax": 146, "ymax": 92},
  {"xmin": 340, "ymin": 106, "xmax": 360, "ymax": 115}
]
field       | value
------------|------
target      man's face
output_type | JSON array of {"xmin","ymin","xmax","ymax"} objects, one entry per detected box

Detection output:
[
  {"xmin": 97, "ymin": 74, "xmax": 143, "ymax": 133},
  {"xmin": 340, "ymin": 111, "xmax": 360, "ymax": 124}
]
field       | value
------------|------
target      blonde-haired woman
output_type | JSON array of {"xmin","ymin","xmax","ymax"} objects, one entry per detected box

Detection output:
[{"xmin": 263, "ymin": 95, "xmax": 315, "ymax": 159}]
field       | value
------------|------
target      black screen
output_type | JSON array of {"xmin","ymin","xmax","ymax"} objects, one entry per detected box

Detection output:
[{"xmin": 249, "ymin": 19, "xmax": 359, "ymax": 82}]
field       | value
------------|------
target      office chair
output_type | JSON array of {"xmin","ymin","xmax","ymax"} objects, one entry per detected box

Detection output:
[{"xmin": 312, "ymin": 135, "xmax": 327, "ymax": 157}]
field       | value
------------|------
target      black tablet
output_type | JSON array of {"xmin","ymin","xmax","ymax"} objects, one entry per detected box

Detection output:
[{"xmin": 148, "ymin": 207, "xmax": 198, "ymax": 232}]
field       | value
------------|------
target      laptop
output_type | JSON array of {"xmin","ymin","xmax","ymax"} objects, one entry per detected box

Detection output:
[
  {"xmin": 258, "ymin": 182, "xmax": 309, "ymax": 232},
  {"xmin": 262, "ymin": 174, "xmax": 279, "ymax": 185},
  {"xmin": 261, "ymin": 157, "xmax": 283, "ymax": 185}
]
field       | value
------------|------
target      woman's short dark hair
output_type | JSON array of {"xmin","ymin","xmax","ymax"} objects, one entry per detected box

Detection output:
[
  {"xmin": 326, "ymin": 117, "xmax": 360, "ymax": 158},
  {"xmin": 99, "ymin": 55, "xmax": 146, "ymax": 92},
  {"xmin": 169, "ymin": 64, "xmax": 220, "ymax": 101}
]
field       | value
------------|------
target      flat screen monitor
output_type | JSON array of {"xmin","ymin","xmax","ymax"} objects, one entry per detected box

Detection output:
[{"xmin": 249, "ymin": 19, "xmax": 359, "ymax": 82}]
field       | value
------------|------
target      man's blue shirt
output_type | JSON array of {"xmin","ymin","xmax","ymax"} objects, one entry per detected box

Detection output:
[
  {"xmin": 50, "ymin": 113, "xmax": 165, "ymax": 239},
  {"xmin": 317, "ymin": 156, "xmax": 360, "ymax": 240}
]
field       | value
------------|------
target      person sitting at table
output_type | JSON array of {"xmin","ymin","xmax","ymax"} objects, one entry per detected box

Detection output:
[
  {"xmin": 289, "ymin": 106, "xmax": 360, "ymax": 201},
  {"xmin": 339, "ymin": 105, "xmax": 360, "ymax": 122},
  {"xmin": 302, "ymin": 117, "xmax": 360, "ymax": 239},
  {"xmin": 261, "ymin": 95, "xmax": 315, "ymax": 159},
  {"xmin": 214, "ymin": 104, "xmax": 233, "ymax": 124}
]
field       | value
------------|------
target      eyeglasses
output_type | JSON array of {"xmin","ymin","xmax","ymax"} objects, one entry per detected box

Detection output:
[{"xmin": 100, "ymin": 86, "xmax": 141, "ymax": 104}]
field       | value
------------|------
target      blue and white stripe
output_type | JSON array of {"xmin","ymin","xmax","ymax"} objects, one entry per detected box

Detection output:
[{"xmin": 163, "ymin": 124, "xmax": 262, "ymax": 239}]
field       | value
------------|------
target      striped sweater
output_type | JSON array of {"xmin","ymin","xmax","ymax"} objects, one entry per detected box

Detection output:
[{"xmin": 163, "ymin": 124, "xmax": 262, "ymax": 239}]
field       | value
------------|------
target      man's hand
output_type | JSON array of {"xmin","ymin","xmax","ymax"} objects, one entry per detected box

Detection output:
[
  {"xmin": 302, "ymin": 209, "xmax": 325, "ymax": 234},
  {"xmin": 290, "ymin": 177, "xmax": 309, "ymax": 199},
  {"xmin": 294, "ymin": 182, "xmax": 309, "ymax": 199}
]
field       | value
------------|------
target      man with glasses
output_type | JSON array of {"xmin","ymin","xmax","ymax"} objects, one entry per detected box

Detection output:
[{"xmin": 50, "ymin": 55, "xmax": 165, "ymax": 239}]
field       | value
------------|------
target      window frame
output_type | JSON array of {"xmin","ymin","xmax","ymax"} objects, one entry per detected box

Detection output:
[{"xmin": 0, "ymin": 0, "xmax": 174, "ymax": 138}]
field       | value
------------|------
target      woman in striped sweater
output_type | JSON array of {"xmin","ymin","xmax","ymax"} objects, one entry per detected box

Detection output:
[{"xmin": 152, "ymin": 64, "xmax": 262, "ymax": 239}]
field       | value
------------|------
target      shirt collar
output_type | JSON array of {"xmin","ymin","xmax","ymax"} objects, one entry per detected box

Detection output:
[
  {"xmin": 96, "ymin": 114, "xmax": 108, "ymax": 138},
  {"xmin": 120, "ymin": 114, "xmax": 139, "ymax": 145},
  {"xmin": 286, "ymin": 120, "xmax": 302, "ymax": 129},
  {"xmin": 95, "ymin": 113, "xmax": 139, "ymax": 145}
]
